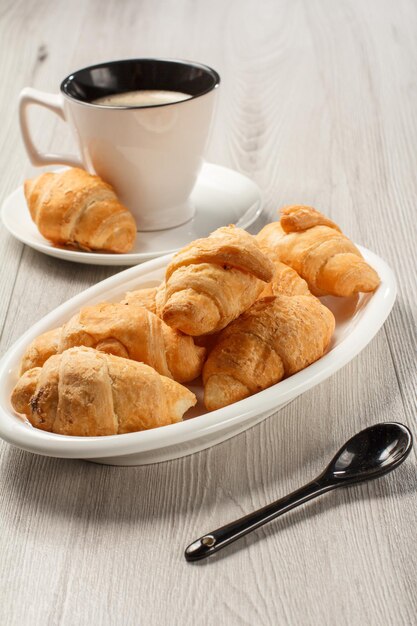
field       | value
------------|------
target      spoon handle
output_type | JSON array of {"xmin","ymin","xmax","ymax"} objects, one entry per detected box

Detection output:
[{"xmin": 185, "ymin": 478, "xmax": 334, "ymax": 561}]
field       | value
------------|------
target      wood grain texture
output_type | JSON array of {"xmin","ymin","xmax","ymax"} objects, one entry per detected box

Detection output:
[{"xmin": 0, "ymin": 0, "xmax": 416, "ymax": 625}]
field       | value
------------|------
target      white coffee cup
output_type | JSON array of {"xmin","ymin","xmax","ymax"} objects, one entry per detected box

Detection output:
[{"xmin": 19, "ymin": 58, "xmax": 220, "ymax": 230}]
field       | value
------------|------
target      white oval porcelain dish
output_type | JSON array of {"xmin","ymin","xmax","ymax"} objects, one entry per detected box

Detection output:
[{"xmin": 0, "ymin": 246, "xmax": 396, "ymax": 465}]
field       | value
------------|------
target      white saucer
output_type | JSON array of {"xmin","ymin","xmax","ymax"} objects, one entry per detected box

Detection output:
[{"xmin": 1, "ymin": 162, "xmax": 263, "ymax": 266}]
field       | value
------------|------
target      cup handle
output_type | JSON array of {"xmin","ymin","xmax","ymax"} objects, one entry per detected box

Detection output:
[{"xmin": 19, "ymin": 87, "xmax": 84, "ymax": 168}]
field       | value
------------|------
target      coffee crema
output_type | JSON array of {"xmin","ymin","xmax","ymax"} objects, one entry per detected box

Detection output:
[{"xmin": 93, "ymin": 89, "xmax": 192, "ymax": 107}]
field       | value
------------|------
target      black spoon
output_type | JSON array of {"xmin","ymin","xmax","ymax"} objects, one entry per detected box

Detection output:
[{"xmin": 185, "ymin": 422, "xmax": 413, "ymax": 562}]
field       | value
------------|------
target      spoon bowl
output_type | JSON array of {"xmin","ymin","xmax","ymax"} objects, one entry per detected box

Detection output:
[{"xmin": 323, "ymin": 422, "xmax": 413, "ymax": 485}]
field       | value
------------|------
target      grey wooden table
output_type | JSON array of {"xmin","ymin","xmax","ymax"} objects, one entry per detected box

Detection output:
[{"xmin": 1, "ymin": 1, "xmax": 416, "ymax": 624}]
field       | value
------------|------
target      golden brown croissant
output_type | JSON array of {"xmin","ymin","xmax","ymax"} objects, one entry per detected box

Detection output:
[
  {"xmin": 259, "ymin": 257, "xmax": 311, "ymax": 298},
  {"xmin": 20, "ymin": 301, "xmax": 205, "ymax": 383},
  {"xmin": 161, "ymin": 225, "xmax": 274, "ymax": 335},
  {"xmin": 18, "ymin": 285, "xmax": 163, "ymax": 373},
  {"xmin": 24, "ymin": 168, "xmax": 137, "ymax": 253},
  {"xmin": 121, "ymin": 286, "xmax": 159, "ymax": 314},
  {"xmin": 203, "ymin": 262, "xmax": 335, "ymax": 410},
  {"xmin": 121, "ymin": 283, "xmax": 166, "ymax": 316},
  {"xmin": 257, "ymin": 206, "xmax": 380, "ymax": 297},
  {"xmin": 19, "ymin": 327, "xmax": 61, "ymax": 375},
  {"xmin": 11, "ymin": 347, "xmax": 196, "ymax": 436}
]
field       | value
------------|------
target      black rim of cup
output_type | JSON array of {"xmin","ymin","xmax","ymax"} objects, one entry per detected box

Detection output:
[{"xmin": 60, "ymin": 58, "xmax": 221, "ymax": 109}]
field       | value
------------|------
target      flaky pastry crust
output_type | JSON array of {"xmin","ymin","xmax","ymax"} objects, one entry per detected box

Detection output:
[
  {"xmin": 24, "ymin": 168, "xmax": 137, "ymax": 253},
  {"xmin": 257, "ymin": 205, "xmax": 380, "ymax": 297},
  {"xmin": 20, "ymin": 301, "xmax": 205, "ymax": 383},
  {"xmin": 162, "ymin": 226, "xmax": 274, "ymax": 335},
  {"xmin": 12, "ymin": 347, "xmax": 196, "ymax": 436},
  {"xmin": 203, "ymin": 262, "xmax": 335, "ymax": 410}
]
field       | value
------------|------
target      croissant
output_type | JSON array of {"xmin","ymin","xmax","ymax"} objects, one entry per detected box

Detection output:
[
  {"xmin": 259, "ymin": 257, "xmax": 311, "ymax": 298},
  {"xmin": 11, "ymin": 347, "xmax": 196, "ymax": 436},
  {"xmin": 19, "ymin": 327, "xmax": 62, "ymax": 375},
  {"xmin": 203, "ymin": 261, "xmax": 335, "ymax": 410},
  {"xmin": 18, "ymin": 285, "xmax": 164, "ymax": 373},
  {"xmin": 24, "ymin": 168, "xmax": 137, "ymax": 253},
  {"xmin": 121, "ymin": 282, "xmax": 166, "ymax": 316},
  {"xmin": 120, "ymin": 286, "xmax": 159, "ymax": 314},
  {"xmin": 161, "ymin": 225, "xmax": 274, "ymax": 336},
  {"xmin": 19, "ymin": 301, "xmax": 205, "ymax": 383},
  {"xmin": 257, "ymin": 205, "xmax": 380, "ymax": 297},
  {"xmin": 18, "ymin": 285, "xmax": 158, "ymax": 373}
]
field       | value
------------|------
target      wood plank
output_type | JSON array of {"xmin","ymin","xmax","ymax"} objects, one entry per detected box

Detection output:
[{"xmin": 0, "ymin": 0, "xmax": 416, "ymax": 625}]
